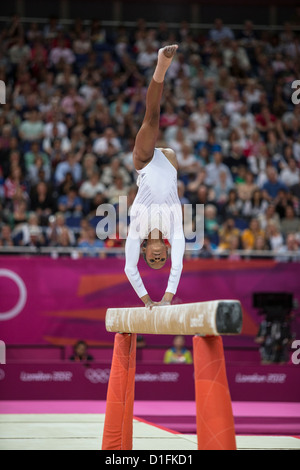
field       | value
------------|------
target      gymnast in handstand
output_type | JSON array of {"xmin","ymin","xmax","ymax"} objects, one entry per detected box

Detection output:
[{"xmin": 125, "ymin": 45, "xmax": 185, "ymax": 308}]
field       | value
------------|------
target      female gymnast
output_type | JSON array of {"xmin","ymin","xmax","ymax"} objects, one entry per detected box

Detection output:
[{"xmin": 124, "ymin": 45, "xmax": 185, "ymax": 308}]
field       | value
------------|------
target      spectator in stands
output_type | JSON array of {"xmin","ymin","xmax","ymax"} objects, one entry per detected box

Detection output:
[
  {"xmin": 46, "ymin": 212, "xmax": 76, "ymax": 246},
  {"xmin": 241, "ymin": 218, "xmax": 265, "ymax": 250},
  {"xmin": 205, "ymin": 151, "xmax": 233, "ymax": 187},
  {"xmin": 218, "ymin": 217, "xmax": 240, "ymax": 251},
  {"xmin": 0, "ymin": 225, "xmax": 14, "ymax": 247},
  {"xmin": 280, "ymin": 158, "xmax": 300, "ymax": 188},
  {"xmin": 164, "ymin": 335, "xmax": 193, "ymax": 364},
  {"xmin": 253, "ymin": 234, "xmax": 270, "ymax": 254},
  {"xmin": 58, "ymin": 186, "xmax": 83, "ymax": 216},
  {"xmin": 18, "ymin": 109, "xmax": 44, "ymax": 146},
  {"xmin": 204, "ymin": 204, "xmax": 219, "ymax": 242},
  {"xmin": 280, "ymin": 206, "xmax": 300, "ymax": 237},
  {"xmin": 30, "ymin": 181, "xmax": 56, "ymax": 225},
  {"xmin": 276, "ymin": 233, "xmax": 300, "ymax": 261},
  {"xmin": 79, "ymin": 171, "xmax": 106, "ymax": 202},
  {"xmin": 78, "ymin": 223, "xmax": 105, "ymax": 256},
  {"xmin": 262, "ymin": 167, "xmax": 288, "ymax": 201},
  {"xmin": 69, "ymin": 340, "xmax": 93, "ymax": 362},
  {"xmin": 209, "ymin": 18, "xmax": 234, "ymax": 43},
  {"xmin": 54, "ymin": 153, "xmax": 82, "ymax": 185},
  {"xmin": 258, "ymin": 203, "xmax": 281, "ymax": 233},
  {"xmin": 265, "ymin": 221, "xmax": 284, "ymax": 252}
]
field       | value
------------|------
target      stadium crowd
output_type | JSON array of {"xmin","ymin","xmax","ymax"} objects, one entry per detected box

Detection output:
[{"xmin": 0, "ymin": 15, "xmax": 300, "ymax": 258}]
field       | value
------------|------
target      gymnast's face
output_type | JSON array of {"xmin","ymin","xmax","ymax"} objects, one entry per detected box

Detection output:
[{"xmin": 143, "ymin": 241, "xmax": 168, "ymax": 270}]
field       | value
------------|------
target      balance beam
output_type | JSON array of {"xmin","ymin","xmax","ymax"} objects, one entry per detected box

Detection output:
[{"xmin": 105, "ymin": 300, "xmax": 242, "ymax": 336}]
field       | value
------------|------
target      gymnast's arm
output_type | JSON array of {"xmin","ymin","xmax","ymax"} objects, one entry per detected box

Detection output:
[
  {"xmin": 162, "ymin": 229, "xmax": 185, "ymax": 305},
  {"xmin": 124, "ymin": 233, "xmax": 154, "ymax": 307}
]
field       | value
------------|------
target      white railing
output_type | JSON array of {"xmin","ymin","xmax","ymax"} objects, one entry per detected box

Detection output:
[
  {"xmin": 0, "ymin": 17, "xmax": 299, "ymax": 31},
  {"xmin": 0, "ymin": 245, "xmax": 299, "ymax": 260}
]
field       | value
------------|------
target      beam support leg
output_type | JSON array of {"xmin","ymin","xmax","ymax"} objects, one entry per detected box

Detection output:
[
  {"xmin": 193, "ymin": 335, "xmax": 237, "ymax": 450},
  {"xmin": 102, "ymin": 333, "xmax": 137, "ymax": 450}
]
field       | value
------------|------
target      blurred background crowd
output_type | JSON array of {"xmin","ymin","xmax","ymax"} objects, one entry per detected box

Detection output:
[{"xmin": 0, "ymin": 14, "xmax": 300, "ymax": 258}]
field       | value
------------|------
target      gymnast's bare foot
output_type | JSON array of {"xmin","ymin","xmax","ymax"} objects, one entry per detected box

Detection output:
[
  {"xmin": 153, "ymin": 44, "xmax": 178, "ymax": 82},
  {"xmin": 160, "ymin": 44, "xmax": 178, "ymax": 59}
]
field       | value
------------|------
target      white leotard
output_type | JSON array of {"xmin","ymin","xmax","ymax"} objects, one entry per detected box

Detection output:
[{"xmin": 125, "ymin": 148, "xmax": 185, "ymax": 298}]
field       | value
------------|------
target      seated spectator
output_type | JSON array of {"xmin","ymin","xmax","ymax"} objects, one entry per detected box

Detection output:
[
  {"xmin": 253, "ymin": 234, "xmax": 270, "ymax": 254},
  {"xmin": 24, "ymin": 225, "xmax": 45, "ymax": 248},
  {"xmin": 9, "ymin": 35, "xmax": 31, "ymax": 65},
  {"xmin": 19, "ymin": 109, "xmax": 44, "ymax": 146},
  {"xmin": 258, "ymin": 203, "xmax": 281, "ymax": 231},
  {"xmin": 164, "ymin": 335, "xmax": 193, "ymax": 364},
  {"xmin": 281, "ymin": 206, "xmax": 300, "ymax": 237},
  {"xmin": 280, "ymin": 158, "xmax": 300, "ymax": 187},
  {"xmin": 255, "ymin": 105, "xmax": 277, "ymax": 137},
  {"xmin": 24, "ymin": 141, "xmax": 49, "ymax": 171},
  {"xmin": 27, "ymin": 154, "xmax": 51, "ymax": 185},
  {"xmin": 4, "ymin": 166, "xmax": 27, "ymax": 201},
  {"xmin": 198, "ymin": 235, "xmax": 216, "ymax": 259},
  {"xmin": 56, "ymin": 226, "xmax": 75, "ymax": 248},
  {"xmin": 61, "ymin": 85, "xmax": 86, "ymax": 116},
  {"xmin": 79, "ymin": 171, "xmax": 106, "ymax": 201},
  {"xmin": 78, "ymin": 224, "xmax": 105, "ymax": 257},
  {"xmin": 209, "ymin": 18, "xmax": 234, "ymax": 43},
  {"xmin": 237, "ymin": 170, "xmax": 258, "ymax": 202},
  {"xmin": 49, "ymin": 36, "xmax": 75, "ymax": 66},
  {"xmin": 69, "ymin": 340, "xmax": 93, "ymax": 362},
  {"xmin": 214, "ymin": 169, "xmax": 234, "ymax": 205},
  {"xmin": 220, "ymin": 188, "xmax": 243, "ymax": 219},
  {"xmin": 54, "ymin": 153, "xmax": 82, "ymax": 185},
  {"xmin": 177, "ymin": 180, "xmax": 190, "ymax": 205},
  {"xmin": 177, "ymin": 143, "xmax": 199, "ymax": 175},
  {"xmin": 241, "ymin": 218, "xmax": 265, "ymax": 250},
  {"xmin": 262, "ymin": 166, "xmax": 288, "ymax": 201},
  {"xmin": 81, "ymin": 153, "xmax": 98, "ymax": 181},
  {"xmin": 106, "ymin": 174, "xmax": 129, "ymax": 205},
  {"xmin": 46, "ymin": 212, "xmax": 76, "ymax": 247},
  {"xmin": 265, "ymin": 221, "xmax": 284, "ymax": 252},
  {"xmin": 92, "ymin": 127, "xmax": 121, "ymax": 159},
  {"xmin": 10, "ymin": 199, "xmax": 28, "ymax": 228},
  {"xmin": 204, "ymin": 204, "xmax": 219, "ymax": 242},
  {"xmin": 0, "ymin": 225, "xmax": 14, "ymax": 247},
  {"xmin": 101, "ymin": 157, "xmax": 132, "ymax": 188},
  {"xmin": 58, "ymin": 186, "xmax": 83, "ymax": 216},
  {"xmin": 43, "ymin": 116, "xmax": 68, "ymax": 139},
  {"xmin": 227, "ymin": 233, "xmax": 242, "ymax": 260},
  {"xmin": 274, "ymin": 188, "xmax": 294, "ymax": 219},
  {"xmin": 276, "ymin": 233, "xmax": 300, "ymax": 262},
  {"xmin": 242, "ymin": 189, "xmax": 269, "ymax": 219},
  {"xmin": 218, "ymin": 217, "xmax": 240, "ymax": 251},
  {"xmin": 205, "ymin": 151, "xmax": 233, "ymax": 188},
  {"xmin": 55, "ymin": 63, "xmax": 78, "ymax": 88},
  {"xmin": 30, "ymin": 181, "xmax": 56, "ymax": 225}
]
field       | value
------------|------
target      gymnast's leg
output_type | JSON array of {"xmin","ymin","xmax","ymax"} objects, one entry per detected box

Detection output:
[{"xmin": 133, "ymin": 44, "xmax": 178, "ymax": 171}]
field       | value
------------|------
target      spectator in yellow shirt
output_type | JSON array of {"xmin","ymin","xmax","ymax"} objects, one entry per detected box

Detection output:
[
  {"xmin": 242, "ymin": 218, "xmax": 265, "ymax": 250},
  {"xmin": 164, "ymin": 335, "xmax": 193, "ymax": 364},
  {"xmin": 218, "ymin": 217, "xmax": 240, "ymax": 251}
]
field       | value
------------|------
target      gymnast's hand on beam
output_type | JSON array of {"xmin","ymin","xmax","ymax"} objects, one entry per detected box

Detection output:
[
  {"xmin": 158, "ymin": 292, "xmax": 174, "ymax": 306},
  {"xmin": 141, "ymin": 294, "xmax": 158, "ymax": 309}
]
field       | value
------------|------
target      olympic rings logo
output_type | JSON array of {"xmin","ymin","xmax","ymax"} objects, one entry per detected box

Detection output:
[
  {"xmin": 0, "ymin": 269, "xmax": 27, "ymax": 321},
  {"xmin": 85, "ymin": 368, "xmax": 110, "ymax": 384}
]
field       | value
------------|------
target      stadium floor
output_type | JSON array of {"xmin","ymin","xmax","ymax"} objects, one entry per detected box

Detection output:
[{"xmin": 0, "ymin": 410, "xmax": 300, "ymax": 450}]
